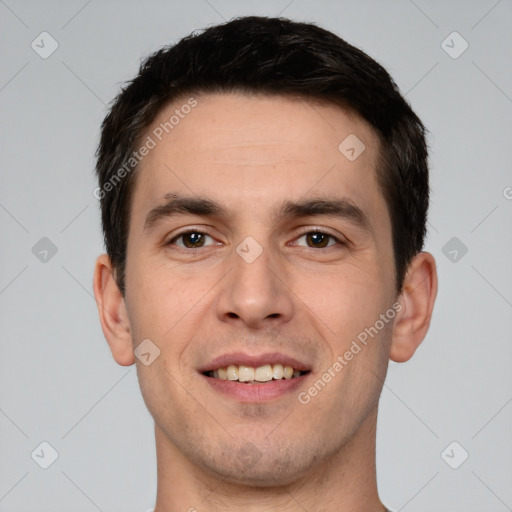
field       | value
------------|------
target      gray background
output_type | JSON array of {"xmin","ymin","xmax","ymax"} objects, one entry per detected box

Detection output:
[{"xmin": 1, "ymin": 1, "xmax": 511, "ymax": 511}]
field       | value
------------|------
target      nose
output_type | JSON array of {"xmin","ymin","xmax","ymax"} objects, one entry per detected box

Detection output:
[{"xmin": 215, "ymin": 241, "xmax": 295, "ymax": 330}]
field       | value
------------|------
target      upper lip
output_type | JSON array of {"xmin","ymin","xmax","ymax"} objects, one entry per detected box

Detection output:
[{"xmin": 199, "ymin": 351, "xmax": 312, "ymax": 373}]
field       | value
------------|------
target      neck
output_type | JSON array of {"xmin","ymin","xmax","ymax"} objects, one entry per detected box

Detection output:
[{"xmin": 153, "ymin": 408, "xmax": 385, "ymax": 512}]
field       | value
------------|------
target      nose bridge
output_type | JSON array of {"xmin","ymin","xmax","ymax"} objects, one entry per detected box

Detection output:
[{"xmin": 216, "ymin": 237, "xmax": 294, "ymax": 328}]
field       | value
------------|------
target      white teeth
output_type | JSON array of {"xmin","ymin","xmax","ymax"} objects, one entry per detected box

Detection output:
[
  {"xmin": 238, "ymin": 365, "xmax": 254, "ymax": 382},
  {"xmin": 209, "ymin": 363, "xmax": 305, "ymax": 382},
  {"xmin": 272, "ymin": 364, "xmax": 284, "ymax": 379},
  {"xmin": 254, "ymin": 364, "xmax": 273, "ymax": 382},
  {"xmin": 226, "ymin": 365, "xmax": 238, "ymax": 381}
]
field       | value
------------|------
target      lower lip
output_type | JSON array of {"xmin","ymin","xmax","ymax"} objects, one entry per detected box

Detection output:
[{"xmin": 202, "ymin": 374, "xmax": 310, "ymax": 402}]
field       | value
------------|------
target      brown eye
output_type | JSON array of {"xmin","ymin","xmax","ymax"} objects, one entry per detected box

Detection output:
[
  {"xmin": 182, "ymin": 232, "xmax": 205, "ymax": 248},
  {"xmin": 170, "ymin": 231, "xmax": 215, "ymax": 248},
  {"xmin": 305, "ymin": 232, "xmax": 331, "ymax": 248}
]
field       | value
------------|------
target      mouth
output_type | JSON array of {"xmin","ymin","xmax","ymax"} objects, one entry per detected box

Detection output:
[
  {"xmin": 203, "ymin": 363, "xmax": 310, "ymax": 384},
  {"xmin": 199, "ymin": 352, "xmax": 312, "ymax": 402}
]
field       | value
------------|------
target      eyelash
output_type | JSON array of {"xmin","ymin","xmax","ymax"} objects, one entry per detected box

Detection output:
[
  {"xmin": 167, "ymin": 228, "xmax": 346, "ymax": 250},
  {"xmin": 167, "ymin": 229, "xmax": 214, "ymax": 248},
  {"xmin": 293, "ymin": 229, "xmax": 345, "ymax": 249}
]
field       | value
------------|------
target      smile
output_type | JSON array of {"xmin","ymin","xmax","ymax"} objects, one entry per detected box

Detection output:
[{"xmin": 204, "ymin": 363, "xmax": 309, "ymax": 383}]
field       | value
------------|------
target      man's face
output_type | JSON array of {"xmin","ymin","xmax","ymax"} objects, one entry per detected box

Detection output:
[{"xmin": 123, "ymin": 93, "xmax": 397, "ymax": 485}]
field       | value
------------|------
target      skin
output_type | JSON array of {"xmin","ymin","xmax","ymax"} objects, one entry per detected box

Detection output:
[{"xmin": 94, "ymin": 93, "xmax": 437, "ymax": 512}]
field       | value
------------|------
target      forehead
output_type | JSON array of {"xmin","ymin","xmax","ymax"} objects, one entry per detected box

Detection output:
[
  {"xmin": 131, "ymin": 92, "xmax": 385, "ymax": 226},
  {"xmin": 147, "ymin": 92, "xmax": 378, "ymax": 161}
]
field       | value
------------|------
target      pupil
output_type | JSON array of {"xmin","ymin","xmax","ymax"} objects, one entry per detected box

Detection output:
[
  {"xmin": 184, "ymin": 232, "xmax": 204, "ymax": 248},
  {"xmin": 307, "ymin": 232, "xmax": 328, "ymax": 248}
]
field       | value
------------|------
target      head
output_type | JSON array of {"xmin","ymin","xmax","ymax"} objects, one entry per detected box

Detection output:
[{"xmin": 93, "ymin": 16, "xmax": 437, "ymax": 488}]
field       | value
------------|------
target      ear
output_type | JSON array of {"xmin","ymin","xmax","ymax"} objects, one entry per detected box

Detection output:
[
  {"xmin": 93, "ymin": 254, "xmax": 135, "ymax": 366},
  {"xmin": 390, "ymin": 251, "xmax": 438, "ymax": 362}
]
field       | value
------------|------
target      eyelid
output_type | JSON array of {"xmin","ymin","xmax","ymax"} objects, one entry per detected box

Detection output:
[
  {"xmin": 166, "ymin": 227, "xmax": 219, "ymax": 247},
  {"xmin": 164, "ymin": 226, "xmax": 348, "ymax": 249},
  {"xmin": 290, "ymin": 226, "xmax": 348, "ymax": 246}
]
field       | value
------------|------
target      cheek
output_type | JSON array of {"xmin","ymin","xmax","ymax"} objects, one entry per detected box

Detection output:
[
  {"xmin": 124, "ymin": 258, "xmax": 177, "ymax": 345},
  {"xmin": 292, "ymin": 261, "xmax": 387, "ymax": 340},
  {"xmin": 125, "ymin": 256, "xmax": 221, "ymax": 356}
]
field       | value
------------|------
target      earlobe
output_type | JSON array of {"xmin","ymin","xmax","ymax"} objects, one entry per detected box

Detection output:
[
  {"xmin": 93, "ymin": 254, "xmax": 135, "ymax": 366},
  {"xmin": 390, "ymin": 252, "xmax": 438, "ymax": 363}
]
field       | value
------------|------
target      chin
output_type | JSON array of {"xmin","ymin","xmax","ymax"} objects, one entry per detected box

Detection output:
[
  {"xmin": 212, "ymin": 465, "xmax": 307, "ymax": 488},
  {"xmin": 199, "ymin": 444, "xmax": 321, "ymax": 488}
]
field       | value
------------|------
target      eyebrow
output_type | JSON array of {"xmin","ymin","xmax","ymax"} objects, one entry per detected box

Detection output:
[
  {"xmin": 280, "ymin": 198, "xmax": 372, "ymax": 233},
  {"xmin": 144, "ymin": 193, "xmax": 224, "ymax": 231},
  {"xmin": 143, "ymin": 193, "xmax": 372, "ymax": 234}
]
